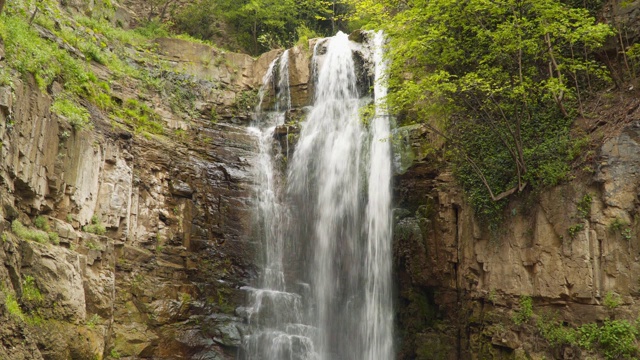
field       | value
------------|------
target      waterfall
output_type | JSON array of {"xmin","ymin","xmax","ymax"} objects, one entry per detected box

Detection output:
[
  {"xmin": 244, "ymin": 50, "xmax": 317, "ymax": 360},
  {"xmin": 243, "ymin": 31, "xmax": 393, "ymax": 360},
  {"xmin": 362, "ymin": 31, "xmax": 394, "ymax": 360}
]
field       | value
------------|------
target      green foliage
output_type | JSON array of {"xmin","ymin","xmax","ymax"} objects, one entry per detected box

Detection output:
[
  {"xmin": 4, "ymin": 291, "xmax": 24, "ymax": 321},
  {"xmin": 135, "ymin": 19, "xmax": 170, "ymax": 39},
  {"xmin": 568, "ymin": 223, "xmax": 584, "ymax": 238},
  {"xmin": 11, "ymin": 220, "xmax": 50, "ymax": 244},
  {"xmin": 352, "ymin": 0, "xmax": 614, "ymax": 226},
  {"xmin": 34, "ymin": 216, "xmax": 49, "ymax": 231},
  {"xmin": 51, "ymin": 98, "xmax": 92, "ymax": 130},
  {"xmin": 0, "ymin": 4, "xmax": 178, "ymax": 140},
  {"xmin": 109, "ymin": 348, "xmax": 121, "ymax": 359},
  {"xmin": 577, "ymin": 193, "xmax": 593, "ymax": 219},
  {"xmin": 86, "ymin": 314, "xmax": 102, "ymax": 329},
  {"xmin": 537, "ymin": 314, "xmax": 577, "ymax": 346},
  {"xmin": 609, "ymin": 217, "xmax": 633, "ymax": 241},
  {"xmin": 21, "ymin": 275, "xmax": 44, "ymax": 304},
  {"xmin": 538, "ymin": 312, "xmax": 639, "ymax": 359},
  {"xmin": 513, "ymin": 295, "xmax": 533, "ymax": 325},
  {"xmin": 0, "ymin": 14, "xmax": 64, "ymax": 90},
  {"xmin": 296, "ymin": 24, "xmax": 321, "ymax": 47},
  {"xmin": 173, "ymin": 0, "xmax": 349, "ymax": 54},
  {"xmin": 83, "ymin": 215, "xmax": 106, "ymax": 235},
  {"xmin": 609, "ymin": 217, "xmax": 629, "ymax": 232},
  {"xmin": 603, "ymin": 291, "xmax": 621, "ymax": 310},
  {"xmin": 48, "ymin": 231, "xmax": 59, "ymax": 245},
  {"xmin": 579, "ymin": 320, "xmax": 639, "ymax": 359},
  {"xmin": 234, "ymin": 90, "xmax": 259, "ymax": 114},
  {"xmin": 113, "ymin": 98, "xmax": 164, "ymax": 135},
  {"xmin": 1, "ymin": 232, "xmax": 7, "ymax": 243}
]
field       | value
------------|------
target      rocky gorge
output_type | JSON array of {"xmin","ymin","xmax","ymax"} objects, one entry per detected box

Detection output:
[{"xmin": 1, "ymin": 0, "xmax": 640, "ymax": 359}]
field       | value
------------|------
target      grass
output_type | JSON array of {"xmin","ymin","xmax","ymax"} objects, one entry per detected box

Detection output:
[
  {"xmin": 22, "ymin": 275, "xmax": 44, "ymax": 304},
  {"xmin": 51, "ymin": 98, "xmax": 92, "ymax": 130},
  {"xmin": 83, "ymin": 215, "xmax": 106, "ymax": 236},
  {"xmin": 4, "ymin": 292, "xmax": 24, "ymax": 321},
  {"xmin": 0, "ymin": 3, "xmax": 176, "ymax": 136},
  {"xmin": 12, "ymin": 220, "xmax": 51, "ymax": 244}
]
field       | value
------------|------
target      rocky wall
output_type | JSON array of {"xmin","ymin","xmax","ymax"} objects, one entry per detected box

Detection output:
[
  {"xmin": 0, "ymin": 26, "xmax": 285, "ymax": 358},
  {"xmin": 392, "ymin": 120, "xmax": 640, "ymax": 359}
]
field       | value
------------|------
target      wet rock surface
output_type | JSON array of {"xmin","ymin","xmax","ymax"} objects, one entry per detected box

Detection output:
[{"xmin": 0, "ymin": 23, "xmax": 271, "ymax": 358}]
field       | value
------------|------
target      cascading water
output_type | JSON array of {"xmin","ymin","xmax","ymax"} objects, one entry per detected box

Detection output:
[
  {"xmin": 362, "ymin": 31, "xmax": 394, "ymax": 360},
  {"xmin": 243, "ymin": 31, "xmax": 393, "ymax": 360},
  {"xmin": 244, "ymin": 50, "xmax": 317, "ymax": 360}
]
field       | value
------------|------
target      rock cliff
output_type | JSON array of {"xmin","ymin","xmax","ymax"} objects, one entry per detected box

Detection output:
[{"xmin": 0, "ymin": 15, "xmax": 282, "ymax": 358}]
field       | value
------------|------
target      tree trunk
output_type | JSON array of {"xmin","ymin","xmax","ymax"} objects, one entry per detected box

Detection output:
[{"xmin": 0, "ymin": 0, "xmax": 5, "ymax": 16}]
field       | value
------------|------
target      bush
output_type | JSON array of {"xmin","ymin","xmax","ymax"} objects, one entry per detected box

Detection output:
[
  {"xmin": 578, "ymin": 319, "xmax": 639, "ymax": 360},
  {"xmin": 21, "ymin": 276, "xmax": 44, "ymax": 304},
  {"xmin": 34, "ymin": 216, "xmax": 50, "ymax": 231},
  {"xmin": 603, "ymin": 291, "xmax": 621, "ymax": 310},
  {"xmin": 83, "ymin": 215, "xmax": 106, "ymax": 235},
  {"xmin": 4, "ymin": 292, "xmax": 24, "ymax": 321},
  {"xmin": 513, "ymin": 295, "xmax": 533, "ymax": 325}
]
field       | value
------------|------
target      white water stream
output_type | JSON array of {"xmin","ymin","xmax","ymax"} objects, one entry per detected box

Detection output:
[{"xmin": 243, "ymin": 32, "xmax": 393, "ymax": 360}]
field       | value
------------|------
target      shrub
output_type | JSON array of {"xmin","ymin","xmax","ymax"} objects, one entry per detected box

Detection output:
[
  {"xmin": 537, "ymin": 314, "xmax": 577, "ymax": 346},
  {"xmin": 21, "ymin": 276, "xmax": 44, "ymax": 304},
  {"xmin": 83, "ymin": 215, "xmax": 106, "ymax": 235},
  {"xmin": 578, "ymin": 319, "xmax": 639, "ymax": 360},
  {"xmin": 603, "ymin": 291, "xmax": 621, "ymax": 310},
  {"xmin": 513, "ymin": 295, "xmax": 533, "ymax": 325},
  {"xmin": 34, "ymin": 216, "xmax": 50, "ymax": 231},
  {"xmin": 48, "ymin": 232, "xmax": 60, "ymax": 245},
  {"xmin": 4, "ymin": 292, "xmax": 24, "ymax": 321}
]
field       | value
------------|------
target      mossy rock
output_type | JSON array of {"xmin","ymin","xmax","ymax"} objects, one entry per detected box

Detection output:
[{"xmin": 415, "ymin": 332, "xmax": 456, "ymax": 360}]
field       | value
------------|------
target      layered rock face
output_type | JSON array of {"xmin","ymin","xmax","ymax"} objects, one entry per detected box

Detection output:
[
  {"xmin": 392, "ymin": 116, "xmax": 640, "ymax": 359},
  {"xmin": 0, "ymin": 32, "xmax": 282, "ymax": 359}
]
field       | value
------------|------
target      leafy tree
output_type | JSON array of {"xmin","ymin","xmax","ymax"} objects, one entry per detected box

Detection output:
[
  {"xmin": 351, "ymin": 0, "xmax": 613, "ymax": 224},
  {"xmin": 172, "ymin": 0, "xmax": 352, "ymax": 54}
]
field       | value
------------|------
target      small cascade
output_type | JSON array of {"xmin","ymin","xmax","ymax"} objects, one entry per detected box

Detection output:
[
  {"xmin": 362, "ymin": 31, "xmax": 394, "ymax": 360},
  {"xmin": 244, "ymin": 50, "xmax": 320, "ymax": 360},
  {"xmin": 243, "ymin": 32, "xmax": 394, "ymax": 360}
]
